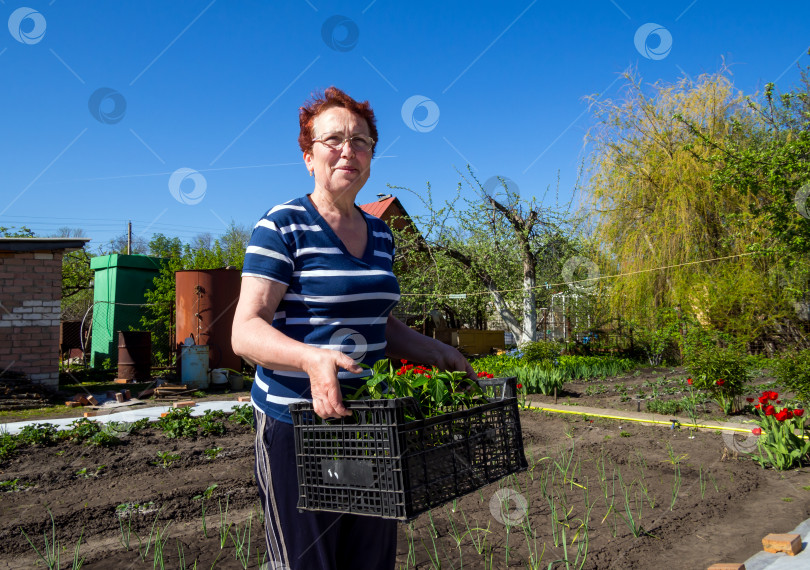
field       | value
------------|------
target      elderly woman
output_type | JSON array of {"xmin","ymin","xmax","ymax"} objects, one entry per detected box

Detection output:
[{"xmin": 231, "ymin": 87, "xmax": 474, "ymax": 570}]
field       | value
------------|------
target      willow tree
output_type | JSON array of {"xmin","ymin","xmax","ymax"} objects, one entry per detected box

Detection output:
[
  {"xmin": 391, "ymin": 171, "xmax": 581, "ymax": 345},
  {"xmin": 693, "ymin": 64, "xmax": 810, "ymax": 345},
  {"xmin": 585, "ymin": 71, "xmax": 766, "ymax": 334}
]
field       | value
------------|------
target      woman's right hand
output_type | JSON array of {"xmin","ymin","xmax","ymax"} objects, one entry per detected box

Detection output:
[{"xmin": 304, "ymin": 349, "xmax": 362, "ymax": 419}]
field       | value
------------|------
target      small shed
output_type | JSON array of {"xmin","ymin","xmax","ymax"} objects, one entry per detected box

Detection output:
[
  {"xmin": 0, "ymin": 237, "xmax": 90, "ymax": 388},
  {"xmin": 358, "ymin": 194, "xmax": 411, "ymax": 232}
]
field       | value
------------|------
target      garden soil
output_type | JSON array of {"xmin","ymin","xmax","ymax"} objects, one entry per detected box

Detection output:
[
  {"xmin": 2, "ymin": 402, "xmax": 810, "ymax": 569},
  {"xmin": 528, "ymin": 364, "xmax": 782, "ymax": 422}
]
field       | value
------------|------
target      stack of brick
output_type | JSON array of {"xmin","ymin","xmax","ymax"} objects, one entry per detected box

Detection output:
[{"xmin": 66, "ymin": 393, "xmax": 99, "ymax": 407}]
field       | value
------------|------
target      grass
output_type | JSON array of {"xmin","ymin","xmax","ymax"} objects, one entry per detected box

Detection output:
[{"xmin": 0, "ymin": 405, "xmax": 82, "ymax": 422}]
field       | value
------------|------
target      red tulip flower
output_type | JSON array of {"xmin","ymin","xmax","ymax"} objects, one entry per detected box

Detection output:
[
  {"xmin": 775, "ymin": 409, "xmax": 789, "ymax": 422},
  {"xmin": 516, "ymin": 383, "xmax": 523, "ymax": 389},
  {"xmin": 716, "ymin": 379, "xmax": 725, "ymax": 386},
  {"xmin": 759, "ymin": 395, "xmax": 770, "ymax": 404},
  {"xmin": 687, "ymin": 378, "xmax": 693, "ymax": 385},
  {"xmin": 794, "ymin": 409, "xmax": 804, "ymax": 417},
  {"xmin": 765, "ymin": 405, "xmax": 776, "ymax": 416},
  {"xmin": 746, "ymin": 398, "xmax": 754, "ymax": 403},
  {"xmin": 777, "ymin": 400, "xmax": 782, "ymax": 405},
  {"xmin": 752, "ymin": 427, "xmax": 762, "ymax": 436},
  {"xmin": 768, "ymin": 391, "xmax": 779, "ymax": 400}
]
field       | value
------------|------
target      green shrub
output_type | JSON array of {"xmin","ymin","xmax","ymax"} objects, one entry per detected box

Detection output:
[
  {"xmin": 156, "ymin": 407, "xmax": 199, "ymax": 438},
  {"xmin": 229, "ymin": 404, "xmax": 255, "ymax": 428},
  {"xmin": 685, "ymin": 345, "xmax": 751, "ymax": 414},
  {"xmin": 506, "ymin": 361, "xmax": 565, "ymax": 396},
  {"xmin": 646, "ymin": 398, "xmax": 684, "ymax": 415},
  {"xmin": 556, "ymin": 355, "xmax": 635, "ymax": 381},
  {"xmin": 67, "ymin": 418, "xmax": 102, "ymax": 441},
  {"xmin": 0, "ymin": 432, "xmax": 18, "ymax": 463},
  {"xmin": 471, "ymin": 354, "xmax": 521, "ymax": 376},
  {"xmin": 199, "ymin": 410, "xmax": 226, "ymax": 436},
  {"xmin": 522, "ymin": 341, "xmax": 564, "ymax": 363},
  {"xmin": 633, "ymin": 308, "xmax": 682, "ymax": 366},
  {"xmin": 16, "ymin": 423, "xmax": 58, "ymax": 446},
  {"xmin": 774, "ymin": 350, "xmax": 810, "ymax": 404},
  {"xmin": 86, "ymin": 430, "xmax": 121, "ymax": 447},
  {"xmin": 129, "ymin": 418, "xmax": 151, "ymax": 433},
  {"xmin": 680, "ymin": 326, "xmax": 730, "ymax": 362}
]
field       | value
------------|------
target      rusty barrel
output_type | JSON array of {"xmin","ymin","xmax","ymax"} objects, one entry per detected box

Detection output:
[
  {"xmin": 118, "ymin": 331, "xmax": 151, "ymax": 381},
  {"xmin": 175, "ymin": 269, "xmax": 242, "ymax": 370}
]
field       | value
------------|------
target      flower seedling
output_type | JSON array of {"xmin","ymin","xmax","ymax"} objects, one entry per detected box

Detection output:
[
  {"xmin": 750, "ymin": 391, "xmax": 810, "ymax": 470},
  {"xmin": 349, "ymin": 359, "xmax": 488, "ymax": 419}
]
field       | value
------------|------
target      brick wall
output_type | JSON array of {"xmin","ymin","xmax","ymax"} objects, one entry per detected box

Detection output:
[{"xmin": 0, "ymin": 251, "xmax": 63, "ymax": 388}]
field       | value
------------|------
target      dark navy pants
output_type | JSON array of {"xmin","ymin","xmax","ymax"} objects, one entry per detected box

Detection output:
[{"xmin": 253, "ymin": 408, "xmax": 398, "ymax": 570}]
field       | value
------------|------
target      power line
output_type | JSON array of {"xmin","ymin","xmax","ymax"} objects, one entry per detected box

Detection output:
[
  {"xmin": 0, "ymin": 215, "xmax": 240, "ymax": 233},
  {"xmin": 400, "ymin": 251, "xmax": 761, "ymax": 298}
]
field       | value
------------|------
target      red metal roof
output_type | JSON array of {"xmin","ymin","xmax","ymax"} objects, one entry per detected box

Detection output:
[{"xmin": 358, "ymin": 196, "xmax": 395, "ymax": 219}]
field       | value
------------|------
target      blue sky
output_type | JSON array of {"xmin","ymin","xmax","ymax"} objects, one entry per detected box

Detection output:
[{"xmin": 1, "ymin": 0, "xmax": 807, "ymax": 249}]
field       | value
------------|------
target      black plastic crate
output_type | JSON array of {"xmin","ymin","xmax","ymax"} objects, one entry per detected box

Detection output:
[{"xmin": 290, "ymin": 376, "xmax": 527, "ymax": 521}]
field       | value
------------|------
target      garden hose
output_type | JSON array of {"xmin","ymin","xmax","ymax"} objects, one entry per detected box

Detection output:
[{"xmin": 523, "ymin": 403, "xmax": 754, "ymax": 434}]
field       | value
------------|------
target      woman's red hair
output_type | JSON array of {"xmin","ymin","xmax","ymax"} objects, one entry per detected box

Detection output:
[{"xmin": 298, "ymin": 87, "xmax": 378, "ymax": 156}]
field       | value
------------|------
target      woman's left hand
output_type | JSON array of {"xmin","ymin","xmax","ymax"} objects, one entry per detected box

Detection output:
[
  {"xmin": 431, "ymin": 343, "xmax": 477, "ymax": 381},
  {"xmin": 385, "ymin": 315, "xmax": 476, "ymax": 380}
]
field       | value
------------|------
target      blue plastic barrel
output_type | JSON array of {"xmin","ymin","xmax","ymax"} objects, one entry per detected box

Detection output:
[{"xmin": 180, "ymin": 345, "xmax": 209, "ymax": 389}]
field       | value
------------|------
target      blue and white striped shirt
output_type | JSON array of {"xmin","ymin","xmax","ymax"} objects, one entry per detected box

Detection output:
[{"xmin": 242, "ymin": 196, "xmax": 401, "ymax": 423}]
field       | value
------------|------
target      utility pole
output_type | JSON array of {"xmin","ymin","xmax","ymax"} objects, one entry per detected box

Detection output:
[{"xmin": 127, "ymin": 221, "xmax": 132, "ymax": 255}]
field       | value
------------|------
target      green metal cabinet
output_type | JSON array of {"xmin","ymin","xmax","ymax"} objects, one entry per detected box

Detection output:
[{"xmin": 89, "ymin": 254, "xmax": 166, "ymax": 368}]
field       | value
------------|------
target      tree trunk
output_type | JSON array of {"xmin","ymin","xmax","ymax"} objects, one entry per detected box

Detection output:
[{"xmin": 520, "ymin": 263, "xmax": 537, "ymax": 345}]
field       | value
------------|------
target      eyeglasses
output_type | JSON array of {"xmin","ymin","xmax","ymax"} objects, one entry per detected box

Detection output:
[{"xmin": 312, "ymin": 133, "xmax": 375, "ymax": 153}]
